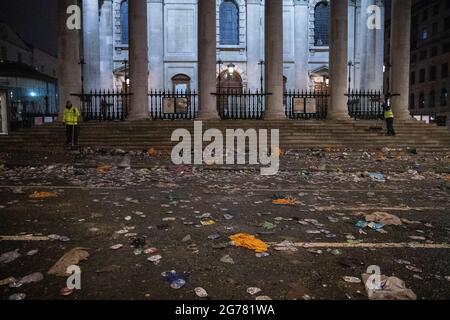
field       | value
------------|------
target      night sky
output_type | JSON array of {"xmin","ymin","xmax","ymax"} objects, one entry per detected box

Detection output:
[{"xmin": 0, "ymin": 0, "xmax": 58, "ymax": 56}]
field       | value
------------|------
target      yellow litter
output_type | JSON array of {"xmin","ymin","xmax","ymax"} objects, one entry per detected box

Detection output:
[
  {"xmin": 229, "ymin": 233, "xmax": 269, "ymax": 253},
  {"xmin": 272, "ymin": 197, "xmax": 298, "ymax": 206},
  {"xmin": 29, "ymin": 191, "xmax": 57, "ymax": 199},
  {"xmin": 96, "ymin": 164, "xmax": 113, "ymax": 173},
  {"xmin": 147, "ymin": 148, "xmax": 158, "ymax": 157}
]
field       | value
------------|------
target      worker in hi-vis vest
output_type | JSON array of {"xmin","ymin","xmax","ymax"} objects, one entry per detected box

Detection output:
[
  {"xmin": 63, "ymin": 101, "xmax": 81, "ymax": 147},
  {"xmin": 383, "ymin": 102, "xmax": 396, "ymax": 136}
]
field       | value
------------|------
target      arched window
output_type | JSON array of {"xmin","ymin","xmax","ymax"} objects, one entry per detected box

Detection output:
[
  {"xmin": 441, "ymin": 88, "xmax": 448, "ymax": 106},
  {"xmin": 120, "ymin": 1, "xmax": 129, "ymax": 45},
  {"xmin": 172, "ymin": 74, "xmax": 191, "ymax": 92},
  {"xmin": 314, "ymin": 1, "xmax": 330, "ymax": 46},
  {"xmin": 220, "ymin": 0, "xmax": 239, "ymax": 45}
]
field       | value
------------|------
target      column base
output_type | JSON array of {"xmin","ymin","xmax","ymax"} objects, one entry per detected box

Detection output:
[
  {"xmin": 127, "ymin": 113, "xmax": 149, "ymax": 121},
  {"xmin": 264, "ymin": 112, "xmax": 287, "ymax": 121},
  {"xmin": 327, "ymin": 112, "xmax": 352, "ymax": 121},
  {"xmin": 197, "ymin": 112, "xmax": 221, "ymax": 121}
]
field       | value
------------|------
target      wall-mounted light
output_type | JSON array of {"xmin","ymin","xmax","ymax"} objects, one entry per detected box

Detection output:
[
  {"xmin": 227, "ymin": 63, "xmax": 235, "ymax": 76},
  {"xmin": 29, "ymin": 91, "xmax": 37, "ymax": 97}
]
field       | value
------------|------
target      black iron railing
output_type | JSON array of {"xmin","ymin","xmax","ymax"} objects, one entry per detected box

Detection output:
[
  {"xmin": 9, "ymin": 101, "xmax": 58, "ymax": 130},
  {"xmin": 284, "ymin": 90, "xmax": 329, "ymax": 120},
  {"xmin": 149, "ymin": 90, "xmax": 198, "ymax": 120},
  {"xmin": 347, "ymin": 90, "xmax": 383, "ymax": 120},
  {"xmin": 72, "ymin": 89, "xmax": 131, "ymax": 121},
  {"xmin": 215, "ymin": 89, "xmax": 266, "ymax": 120}
]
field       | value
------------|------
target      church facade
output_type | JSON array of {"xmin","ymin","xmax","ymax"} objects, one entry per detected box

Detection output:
[{"xmin": 93, "ymin": 0, "xmax": 385, "ymax": 93}]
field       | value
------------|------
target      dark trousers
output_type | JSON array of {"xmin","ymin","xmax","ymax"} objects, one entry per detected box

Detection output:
[
  {"xmin": 386, "ymin": 118, "xmax": 396, "ymax": 136},
  {"xmin": 66, "ymin": 125, "xmax": 79, "ymax": 145}
]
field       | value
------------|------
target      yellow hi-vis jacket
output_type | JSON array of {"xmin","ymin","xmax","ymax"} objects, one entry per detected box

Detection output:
[
  {"xmin": 384, "ymin": 109, "xmax": 394, "ymax": 119},
  {"xmin": 63, "ymin": 107, "xmax": 80, "ymax": 125}
]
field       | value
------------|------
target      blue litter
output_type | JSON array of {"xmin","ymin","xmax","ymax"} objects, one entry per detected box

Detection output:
[{"xmin": 162, "ymin": 270, "xmax": 186, "ymax": 289}]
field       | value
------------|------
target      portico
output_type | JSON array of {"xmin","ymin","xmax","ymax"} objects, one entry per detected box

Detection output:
[{"xmin": 57, "ymin": 0, "xmax": 412, "ymax": 122}]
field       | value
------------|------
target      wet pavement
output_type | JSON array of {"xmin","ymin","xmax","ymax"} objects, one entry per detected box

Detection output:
[{"xmin": 0, "ymin": 148, "xmax": 449, "ymax": 300}]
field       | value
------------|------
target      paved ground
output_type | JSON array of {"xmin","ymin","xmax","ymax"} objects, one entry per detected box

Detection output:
[{"xmin": 0, "ymin": 148, "xmax": 449, "ymax": 300}]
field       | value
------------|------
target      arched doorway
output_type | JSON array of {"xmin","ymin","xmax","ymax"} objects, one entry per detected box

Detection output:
[
  {"xmin": 217, "ymin": 70, "xmax": 243, "ymax": 93},
  {"xmin": 216, "ymin": 70, "xmax": 247, "ymax": 118}
]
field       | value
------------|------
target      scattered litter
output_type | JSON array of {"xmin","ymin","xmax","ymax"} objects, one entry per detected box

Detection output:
[
  {"xmin": 10, "ymin": 272, "xmax": 44, "ymax": 288},
  {"xmin": 60, "ymin": 287, "xmax": 74, "ymax": 296},
  {"xmin": 369, "ymin": 173, "xmax": 386, "ymax": 183},
  {"xmin": 365, "ymin": 212, "xmax": 402, "ymax": 226},
  {"xmin": 356, "ymin": 220, "xmax": 385, "ymax": 231},
  {"xmin": 162, "ymin": 270, "xmax": 186, "ymax": 289},
  {"xmin": 48, "ymin": 234, "xmax": 71, "ymax": 242},
  {"xmin": 220, "ymin": 255, "xmax": 235, "ymax": 264},
  {"xmin": 261, "ymin": 221, "xmax": 276, "ymax": 230},
  {"xmin": 272, "ymin": 197, "xmax": 298, "ymax": 206},
  {"xmin": 48, "ymin": 248, "xmax": 89, "ymax": 277},
  {"xmin": 195, "ymin": 287, "xmax": 208, "ymax": 298},
  {"xmin": 256, "ymin": 252, "xmax": 270, "ymax": 258},
  {"xmin": 29, "ymin": 191, "xmax": 57, "ymax": 199},
  {"xmin": 0, "ymin": 249, "xmax": 21, "ymax": 264},
  {"xmin": 229, "ymin": 233, "xmax": 269, "ymax": 253},
  {"xmin": 26, "ymin": 249, "xmax": 38, "ymax": 256},
  {"xmin": 362, "ymin": 274, "xmax": 417, "ymax": 300},
  {"xmin": 247, "ymin": 287, "xmax": 262, "ymax": 295},
  {"xmin": 343, "ymin": 276, "xmax": 362, "ymax": 284},
  {"xmin": 208, "ymin": 234, "xmax": 221, "ymax": 240},
  {"xmin": 144, "ymin": 248, "xmax": 158, "ymax": 254},
  {"xmin": 405, "ymin": 265, "xmax": 423, "ymax": 273},
  {"xmin": 8, "ymin": 293, "xmax": 26, "ymax": 300},
  {"xmin": 182, "ymin": 235, "xmax": 192, "ymax": 242},
  {"xmin": 330, "ymin": 249, "xmax": 342, "ymax": 256},
  {"xmin": 223, "ymin": 214, "xmax": 234, "ymax": 220},
  {"xmin": 147, "ymin": 255, "xmax": 162, "ymax": 264},
  {"xmin": 0, "ymin": 277, "xmax": 16, "ymax": 286},
  {"xmin": 201, "ymin": 219, "xmax": 216, "ymax": 226},
  {"xmin": 147, "ymin": 148, "xmax": 157, "ymax": 157},
  {"xmin": 96, "ymin": 164, "xmax": 113, "ymax": 173},
  {"xmin": 110, "ymin": 244, "xmax": 123, "ymax": 250}
]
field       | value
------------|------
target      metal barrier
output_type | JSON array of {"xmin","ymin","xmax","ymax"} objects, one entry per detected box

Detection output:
[
  {"xmin": 284, "ymin": 90, "xmax": 328, "ymax": 120},
  {"xmin": 215, "ymin": 89, "xmax": 267, "ymax": 120},
  {"xmin": 72, "ymin": 90, "xmax": 131, "ymax": 121},
  {"xmin": 347, "ymin": 90, "xmax": 383, "ymax": 120},
  {"xmin": 149, "ymin": 90, "xmax": 198, "ymax": 120}
]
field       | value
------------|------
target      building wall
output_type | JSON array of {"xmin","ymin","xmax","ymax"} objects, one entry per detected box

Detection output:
[
  {"xmin": 104, "ymin": 0, "xmax": 385, "ymax": 92},
  {"xmin": 0, "ymin": 23, "xmax": 57, "ymax": 79},
  {"xmin": 409, "ymin": 0, "xmax": 450, "ymax": 126}
]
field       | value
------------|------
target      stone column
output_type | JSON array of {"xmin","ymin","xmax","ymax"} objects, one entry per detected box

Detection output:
[
  {"xmin": 390, "ymin": 0, "xmax": 411, "ymax": 120},
  {"xmin": 264, "ymin": 0, "xmax": 284, "ymax": 119},
  {"xmin": 329, "ymin": 0, "xmax": 350, "ymax": 120},
  {"xmin": 82, "ymin": 0, "xmax": 101, "ymax": 91},
  {"xmin": 360, "ymin": 0, "xmax": 384, "ymax": 90},
  {"xmin": 128, "ymin": 0, "xmax": 149, "ymax": 120},
  {"xmin": 148, "ymin": 0, "xmax": 164, "ymax": 90},
  {"xmin": 197, "ymin": 0, "xmax": 219, "ymax": 119},
  {"xmin": 57, "ymin": 0, "xmax": 82, "ymax": 120},
  {"xmin": 99, "ymin": 0, "xmax": 114, "ymax": 89},
  {"xmin": 247, "ymin": 0, "xmax": 262, "ymax": 91},
  {"xmin": 294, "ymin": 1, "xmax": 309, "ymax": 90}
]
